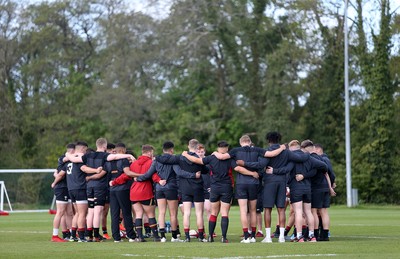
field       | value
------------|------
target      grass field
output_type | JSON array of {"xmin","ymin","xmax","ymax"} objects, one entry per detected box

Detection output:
[{"xmin": 0, "ymin": 205, "xmax": 399, "ymax": 258}]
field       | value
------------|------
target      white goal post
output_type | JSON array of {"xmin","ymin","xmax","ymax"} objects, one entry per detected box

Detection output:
[
  {"xmin": 0, "ymin": 181, "xmax": 12, "ymax": 212},
  {"xmin": 0, "ymin": 169, "xmax": 55, "ymax": 213}
]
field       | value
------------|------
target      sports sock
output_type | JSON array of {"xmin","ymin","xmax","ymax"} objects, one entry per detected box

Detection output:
[
  {"xmin": 198, "ymin": 228, "xmax": 205, "ymax": 239},
  {"xmin": 323, "ymin": 229, "xmax": 329, "ymax": 240},
  {"xmin": 318, "ymin": 216, "xmax": 323, "ymax": 231},
  {"xmin": 251, "ymin": 227, "xmax": 256, "ymax": 238},
  {"xmin": 62, "ymin": 230, "xmax": 69, "ymax": 239},
  {"xmin": 176, "ymin": 224, "xmax": 181, "ymax": 238},
  {"xmin": 265, "ymin": 228, "xmax": 271, "ymax": 239},
  {"xmin": 301, "ymin": 225, "xmax": 307, "ymax": 237},
  {"xmin": 149, "ymin": 218, "xmax": 159, "ymax": 237},
  {"xmin": 243, "ymin": 228, "xmax": 249, "ymax": 239},
  {"xmin": 135, "ymin": 218, "xmax": 143, "ymax": 239},
  {"xmin": 94, "ymin": 227, "xmax": 100, "ymax": 238},
  {"xmin": 52, "ymin": 228, "xmax": 59, "ymax": 236},
  {"xmin": 314, "ymin": 229, "xmax": 319, "ymax": 240},
  {"xmin": 171, "ymin": 230, "xmax": 177, "ymax": 239},
  {"xmin": 78, "ymin": 228, "xmax": 85, "ymax": 240},
  {"xmin": 284, "ymin": 226, "xmax": 291, "ymax": 236},
  {"xmin": 279, "ymin": 227, "xmax": 285, "ymax": 238},
  {"xmin": 208, "ymin": 215, "xmax": 217, "ymax": 238},
  {"xmin": 144, "ymin": 223, "xmax": 151, "ymax": 235},
  {"xmin": 184, "ymin": 228, "xmax": 190, "ymax": 239},
  {"xmin": 102, "ymin": 227, "xmax": 108, "ymax": 234},
  {"xmin": 159, "ymin": 228, "xmax": 166, "ymax": 238},
  {"xmin": 71, "ymin": 227, "xmax": 77, "ymax": 238},
  {"xmin": 308, "ymin": 230, "xmax": 314, "ymax": 238},
  {"xmin": 221, "ymin": 216, "xmax": 229, "ymax": 239},
  {"xmin": 86, "ymin": 228, "xmax": 93, "ymax": 238},
  {"xmin": 275, "ymin": 225, "xmax": 280, "ymax": 235}
]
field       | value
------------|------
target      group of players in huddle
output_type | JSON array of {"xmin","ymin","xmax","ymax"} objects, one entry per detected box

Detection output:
[{"xmin": 50, "ymin": 131, "xmax": 336, "ymax": 244}]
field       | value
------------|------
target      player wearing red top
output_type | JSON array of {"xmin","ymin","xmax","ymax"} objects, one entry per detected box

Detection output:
[{"xmin": 113, "ymin": 145, "xmax": 162, "ymax": 242}]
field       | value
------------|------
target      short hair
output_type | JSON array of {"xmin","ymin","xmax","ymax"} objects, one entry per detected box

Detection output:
[
  {"xmin": 86, "ymin": 147, "xmax": 95, "ymax": 154},
  {"xmin": 126, "ymin": 150, "xmax": 136, "ymax": 156},
  {"xmin": 239, "ymin": 135, "xmax": 252, "ymax": 144},
  {"xmin": 217, "ymin": 141, "xmax": 229, "ymax": 148},
  {"xmin": 188, "ymin": 139, "xmax": 199, "ymax": 150},
  {"xmin": 142, "ymin": 144, "xmax": 154, "ymax": 153},
  {"xmin": 288, "ymin": 140, "xmax": 300, "ymax": 147},
  {"xmin": 115, "ymin": 142, "xmax": 126, "ymax": 148},
  {"xmin": 197, "ymin": 143, "xmax": 205, "ymax": 150},
  {"xmin": 96, "ymin": 138, "xmax": 107, "ymax": 147},
  {"xmin": 266, "ymin": 131, "xmax": 281, "ymax": 144},
  {"xmin": 66, "ymin": 143, "xmax": 76, "ymax": 149},
  {"xmin": 163, "ymin": 141, "xmax": 174, "ymax": 151},
  {"xmin": 76, "ymin": 141, "xmax": 88, "ymax": 147},
  {"xmin": 314, "ymin": 143, "xmax": 323, "ymax": 150},
  {"xmin": 301, "ymin": 139, "xmax": 314, "ymax": 149},
  {"xmin": 107, "ymin": 143, "xmax": 115, "ymax": 150}
]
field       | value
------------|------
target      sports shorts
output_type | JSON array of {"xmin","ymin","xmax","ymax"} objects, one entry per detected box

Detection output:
[
  {"xmin": 263, "ymin": 181, "xmax": 286, "ymax": 208},
  {"xmin": 87, "ymin": 186, "xmax": 108, "ymax": 206},
  {"xmin": 209, "ymin": 184, "xmax": 233, "ymax": 204},
  {"xmin": 69, "ymin": 189, "xmax": 87, "ymax": 203},
  {"xmin": 54, "ymin": 187, "xmax": 70, "ymax": 202},
  {"xmin": 235, "ymin": 184, "xmax": 258, "ymax": 200},
  {"xmin": 290, "ymin": 189, "xmax": 312, "ymax": 204},
  {"xmin": 311, "ymin": 191, "xmax": 330, "ymax": 209},
  {"xmin": 132, "ymin": 198, "xmax": 156, "ymax": 206},
  {"xmin": 180, "ymin": 184, "xmax": 204, "ymax": 203},
  {"xmin": 156, "ymin": 189, "xmax": 178, "ymax": 200}
]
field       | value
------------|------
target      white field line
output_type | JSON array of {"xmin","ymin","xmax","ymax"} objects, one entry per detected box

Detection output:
[
  {"xmin": 333, "ymin": 235, "xmax": 397, "ymax": 239},
  {"xmin": 0, "ymin": 219, "xmax": 50, "ymax": 223},
  {"xmin": 336, "ymin": 224, "xmax": 400, "ymax": 227},
  {"xmin": 0, "ymin": 230, "xmax": 49, "ymax": 234},
  {"xmin": 121, "ymin": 255, "xmax": 338, "ymax": 259}
]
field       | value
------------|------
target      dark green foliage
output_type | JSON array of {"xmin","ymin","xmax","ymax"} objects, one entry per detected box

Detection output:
[{"xmin": 0, "ymin": 0, "xmax": 399, "ymax": 205}]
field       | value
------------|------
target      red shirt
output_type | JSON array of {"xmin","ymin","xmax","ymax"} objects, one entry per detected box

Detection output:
[
  {"xmin": 112, "ymin": 155, "xmax": 161, "ymax": 201},
  {"xmin": 129, "ymin": 155, "xmax": 159, "ymax": 201}
]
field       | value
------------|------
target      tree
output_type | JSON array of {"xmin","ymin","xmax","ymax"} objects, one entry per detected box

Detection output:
[{"xmin": 353, "ymin": 0, "xmax": 398, "ymax": 203}]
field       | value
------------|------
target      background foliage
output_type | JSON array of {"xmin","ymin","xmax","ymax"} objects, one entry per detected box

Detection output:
[{"xmin": 0, "ymin": 0, "xmax": 399, "ymax": 205}]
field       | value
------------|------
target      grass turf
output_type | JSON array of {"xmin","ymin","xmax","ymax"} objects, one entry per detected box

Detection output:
[{"xmin": 0, "ymin": 205, "xmax": 399, "ymax": 258}]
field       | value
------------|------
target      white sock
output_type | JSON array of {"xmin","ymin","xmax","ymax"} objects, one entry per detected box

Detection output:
[
  {"xmin": 265, "ymin": 228, "xmax": 271, "ymax": 238},
  {"xmin": 53, "ymin": 228, "xmax": 59, "ymax": 236},
  {"xmin": 297, "ymin": 232, "xmax": 302, "ymax": 239},
  {"xmin": 279, "ymin": 227, "xmax": 285, "ymax": 238},
  {"xmin": 309, "ymin": 230, "xmax": 314, "ymax": 237}
]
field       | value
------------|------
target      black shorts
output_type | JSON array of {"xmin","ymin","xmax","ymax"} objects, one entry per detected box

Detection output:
[
  {"xmin": 256, "ymin": 184, "xmax": 264, "ymax": 213},
  {"xmin": 235, "ymin": 184, "xmax": 259, "ymax": 200},
  {"xmin": 87, "ymin": 186, "xmax": 107, "ymax": 206},
  {"xmin": 290, "ymin": 189, "xmax": 312, "ymax": 204},
  {"xmin": 263, "ymin": 181, "xmax": 286, "ymax": 208},
  {"xmin": 311, "ymin": 191, "xmax": 330, "ymax": 209},
  {"xmin": 132, "ymin": 198, "xmax": 156, "ymax": 206},
  {"xmin": 209, "ymin": 185, "xmax": 233, "ymax": 204},
  {"xmin": 54, "ymin": 187, "xmax": 70, "ymax": 202},
  {"xmin": 156, "ymin": 189, "xmax": 178, "ymax": 201},
  {"xmin": 69, "ymin": 189, "xmax": 87, "ymax": 203},
  {"xmin": 180, "ymin": 190, "xmax": 204, "ymax": 203}
]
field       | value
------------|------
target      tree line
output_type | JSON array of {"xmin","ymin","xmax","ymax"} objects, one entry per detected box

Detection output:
[{"xmin": 0, "ymin": 0, "xmax": 399, "ymax": 206}]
